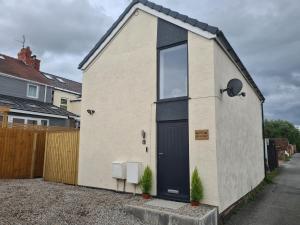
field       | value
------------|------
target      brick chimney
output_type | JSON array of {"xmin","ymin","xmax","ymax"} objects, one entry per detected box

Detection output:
[{"xmin": 17, "ymin": 46, "xmax": 40, "ymax": 71}]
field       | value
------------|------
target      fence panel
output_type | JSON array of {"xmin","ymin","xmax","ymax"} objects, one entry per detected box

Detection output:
[
  {"xmin": 43, "ymin": 131, "xmax": 79, "ymax": 185},
  {"xmin": 33, "ymin": 131, "xmax": 46, "ymax": 177},
  {"xmin": 0, "ymin": 128, "xmax": 36, "ymax": 178}
]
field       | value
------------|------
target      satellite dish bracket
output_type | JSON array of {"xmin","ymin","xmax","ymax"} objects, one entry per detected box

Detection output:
[
  {"xmin": 220, "ymin": 78, "xmax": 244, "ymax": 97},
  {"xmin": 220, "ymin": 87, "xmax": 232, "ymax": 94}
]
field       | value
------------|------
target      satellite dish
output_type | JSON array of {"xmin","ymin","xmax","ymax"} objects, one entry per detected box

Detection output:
[{"xmin": 220, "ymin": 79, "xmax": 243, "ymax": 97}]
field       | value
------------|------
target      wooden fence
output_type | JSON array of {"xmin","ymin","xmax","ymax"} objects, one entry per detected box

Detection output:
[
  {"xmin": 34, "ymin": 131, "xmax": 47, "ymax": 177},
  {"xmin": 0, "ymin": 123, "xmax": 79, "ymax": 182},
  {"xmin": 43, "ymin": 131, "xmax": 79, "ymax": 185},
  {"xmin": 0, "ymin": 127, "xmax": 38, "ymax": 178}
]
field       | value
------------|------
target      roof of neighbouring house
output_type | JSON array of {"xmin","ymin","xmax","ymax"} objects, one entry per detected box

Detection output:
[
  {"xmin": 78, "ymin": 0, "xmax": 264, "ymax": 101},
  {"xmin": 0, "ymin": 94, "xmax": 78, "ymax": 118},
  {"xmin": 0, "ymin": 53, "xmax": 82, "ymax": 94},
  {"xmin": 0, "ymin": 54, "xmax": 50, "ymax": 84},
  {"xmin": 41, "ymin": 72, "xmax": 82, "ymax": 94}
]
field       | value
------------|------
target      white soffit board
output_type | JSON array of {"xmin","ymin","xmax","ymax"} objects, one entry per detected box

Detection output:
[{"xmin": 81, "ymin": 3, "xmax": 216, "ymax": 70}]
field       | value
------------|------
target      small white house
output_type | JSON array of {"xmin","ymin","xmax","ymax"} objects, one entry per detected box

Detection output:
[{"xmin": 78, "ymin": 0, "xmax": 265, "ymax": 213}]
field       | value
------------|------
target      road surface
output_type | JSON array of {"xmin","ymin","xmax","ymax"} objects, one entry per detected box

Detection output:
[{"xmin": 225, "ymin": 153, "xmax": 300, "ymax": 225}]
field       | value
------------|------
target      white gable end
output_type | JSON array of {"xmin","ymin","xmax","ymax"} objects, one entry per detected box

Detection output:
[{"xmin": 80, "ymin": 3, "xmax": 216, "ymax": 71}]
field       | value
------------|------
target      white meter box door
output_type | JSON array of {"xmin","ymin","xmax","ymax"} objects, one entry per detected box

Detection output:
[
  {"xmin": 126, "ymin": 162, "xmax": 142, "ymax": 184},
  {"xmin": 112, "ymin": 162, "xmax": 126, "ymax": 179}
]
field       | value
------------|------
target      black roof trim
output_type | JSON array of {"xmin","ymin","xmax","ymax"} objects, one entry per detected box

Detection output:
[{"xmin": 78, "ymin": 0, "xmax": 264, "ymax": 101}]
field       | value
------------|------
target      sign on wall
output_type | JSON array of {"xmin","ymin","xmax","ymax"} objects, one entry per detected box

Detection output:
[{"xmin": 195, "ymin": 129, "xmax": 209, "ymax": 140}]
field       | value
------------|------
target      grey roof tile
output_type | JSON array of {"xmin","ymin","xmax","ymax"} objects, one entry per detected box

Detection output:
[
  {"xmin": 206, "ymin": 25, "xmax": 219, "ymax": 34},
  {"xmin": 160, "ymin": 7, "xmax": 170, "ymax": 14},
  {"xmin": 177, "ymin": 14, "xmax": 188, "ymax": 22},
  {"xmin": 168, "ymin": 10, "xmax": 179, "ymax": 18},
  {"xmin": 194, "ymin": 21, "xmax": 208, "ymax": 30},
  {"xmin": 145, "ymin": 1, "xmax": 155, "ymax": 8},
  {"xmin": 186, "ymin": 18, "xmax": 198, "ymax": 26},
  {"xmin": 0, "ymin": 94, "xmax": 78, "ymax": 117},
  {"xmin": 42, "ymin": 72, "xmax": 82, "ymax": 94},
  {"xmin": 154, "ymin": 5, "xmax": 162, "ymax": 11}
]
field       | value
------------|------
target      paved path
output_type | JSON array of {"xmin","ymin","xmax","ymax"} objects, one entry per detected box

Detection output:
[{"xmin": 225, "ymin": 153, "xmax": 300, "ymax": 225}]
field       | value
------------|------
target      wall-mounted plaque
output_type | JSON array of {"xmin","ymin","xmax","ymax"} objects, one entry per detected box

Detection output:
[{"xmin": 195, "ymin": 129, "xmax": 209, "ymax": 140}]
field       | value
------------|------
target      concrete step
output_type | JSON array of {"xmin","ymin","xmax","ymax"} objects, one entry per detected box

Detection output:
[{"xmin": 125, "ymin": 203, "xmax": 218, "ymax": 225}]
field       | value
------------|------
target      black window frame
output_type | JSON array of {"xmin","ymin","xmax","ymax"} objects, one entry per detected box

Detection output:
[{"xmin": 157, "ymin": 41, "xmax": 189, "ymax": 102}]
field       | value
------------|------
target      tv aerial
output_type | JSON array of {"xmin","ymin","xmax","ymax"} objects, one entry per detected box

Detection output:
[
  {"xmin": 220, "ymin": 78, "xmax": 246, "ymax": 97},
  {"xmin": 16, "ymin": 35, "xmax": 26, "ymax": 48}
]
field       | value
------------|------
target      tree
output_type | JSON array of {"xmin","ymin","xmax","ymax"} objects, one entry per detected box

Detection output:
[{"xmin": 264, "ymin": 119, "xmax": 300, "ymax": 151}]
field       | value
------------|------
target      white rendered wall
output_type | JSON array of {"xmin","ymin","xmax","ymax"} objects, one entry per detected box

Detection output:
[
  {"xmin": 214, "ymin": 42, "xmax": 265, "ymax": 212},
  {"xmin": 188, "ymin": 32, "xmax": 220, "ymax": 207},
  {"xmin": 78, "ymin": 10, "xmax": 157, "ymax": 194}
]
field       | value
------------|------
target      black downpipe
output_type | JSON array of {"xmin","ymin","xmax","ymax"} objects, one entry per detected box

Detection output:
[{"xmin": 261, "ymin": 101, "xmax": 267, "ymax": 177}]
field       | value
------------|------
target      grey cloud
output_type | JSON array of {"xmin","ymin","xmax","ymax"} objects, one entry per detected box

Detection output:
[{"xmin": 0, "ymin": 0, "xmax": 114, "ymax": 81}]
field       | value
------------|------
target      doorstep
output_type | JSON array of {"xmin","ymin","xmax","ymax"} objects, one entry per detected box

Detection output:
[{"xmin": 125, "ymin": 199, "xmax": 218, "ymax": 225}]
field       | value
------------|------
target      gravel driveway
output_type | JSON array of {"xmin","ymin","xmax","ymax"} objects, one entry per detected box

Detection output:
[{"xmin": 0, "ymin": 179, "xmax": 147, "ymax": 225}]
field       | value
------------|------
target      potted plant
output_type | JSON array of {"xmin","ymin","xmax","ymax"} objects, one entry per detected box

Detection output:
[
  {"xmin": 139, "ymin": 166, "xmax": 152, "ymax": 199},
  {"xmin": 191, "ymin": 167, "xmax": 203, "ymax": 206}
]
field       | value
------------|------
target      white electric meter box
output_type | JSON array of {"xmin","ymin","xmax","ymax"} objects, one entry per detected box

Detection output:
[
  {"xmin": 112, "ymin": 161, "xmax": 126, "ymax": 179},
  {"xmin": 126, "ymin": 162, "xmax": 142, "ymax": 184}
]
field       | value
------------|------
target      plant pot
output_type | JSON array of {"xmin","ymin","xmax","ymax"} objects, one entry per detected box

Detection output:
[
  {"xmin": 142, "ymin": 193, "xmax": 151, "ymax": 199},
  {"xmin": 191, "ymin": 200, "xmax": 200, "ymax": 206}
]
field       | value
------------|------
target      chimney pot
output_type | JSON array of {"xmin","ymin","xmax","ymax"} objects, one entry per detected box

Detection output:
[{"xmin": 17, "ymin": 47, "xmax": 40, "ymax": 71}]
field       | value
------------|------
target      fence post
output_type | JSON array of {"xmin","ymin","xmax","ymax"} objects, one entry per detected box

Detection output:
[
  {"xmin": 0, "ymin": 106, "xmax": 10, "ymax": 128},
  {"xmin": 30, "ymin": 133, "xmax": 38, "ymax": 178},
  {"xmin": 75, "ymin": 131, "xmax": 80, "ymax": 185},
  {"xmin": 43, "ymin": 132, "xmax": 48, "ymax": 179}
]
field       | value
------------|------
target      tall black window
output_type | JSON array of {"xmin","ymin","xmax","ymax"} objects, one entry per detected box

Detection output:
[{"xmin": 159, "ymin": 43, "xmax": 187, "ymax": 100}]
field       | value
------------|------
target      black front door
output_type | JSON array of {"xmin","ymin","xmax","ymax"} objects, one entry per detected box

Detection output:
[{"xmin": 157, "ymin": 120, "xmax": 189, "ymax": 202}]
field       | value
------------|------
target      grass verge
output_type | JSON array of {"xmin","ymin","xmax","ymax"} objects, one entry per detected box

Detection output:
[{"xmin": 264, "ymin": 169, "xmax": 279, "ymax": 184}]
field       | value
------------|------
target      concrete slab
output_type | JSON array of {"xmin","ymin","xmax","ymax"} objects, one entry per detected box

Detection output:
[
  {"xmin": 125, "ymin": 204, "xmax": 218, "ymax": 225},
  {"xmin": 145, "ymin": 199, "xmax": 187, "ymax": 210}
]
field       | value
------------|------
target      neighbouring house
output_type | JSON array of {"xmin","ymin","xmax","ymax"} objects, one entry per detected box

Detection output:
[
  {"xmin": 265, "ymin": 139, "xmax": 279, "ymax": 171},
  {"xmin": 0, "ymin": 47, "xmax": 81, "ymax": 127},
  {"xmin": 78, "ymin": 0, "xmax": 265, "ymax": 213},
  {"xmin": 268, "ymin": 138, "xmax": 295, "ymax": 160},
  {"xmin": 265, "ymin": 138, "xmax": 296, "ymax": 171},
  {"xmin": 42, "ymin": 72, "xmax": 82, "ymax": 116},
  {"xmin": 275, "ymin": 138, "xmax": 289, "ymax": 160}
]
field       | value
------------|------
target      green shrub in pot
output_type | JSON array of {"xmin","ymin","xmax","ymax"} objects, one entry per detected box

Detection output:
[
  {"xmin": 191, "ymin": 167, "xmax": 203, "ymax": 206},
  {"xmin": 139, "ymin": 166, "xmax": 152, "ymax": 199}
]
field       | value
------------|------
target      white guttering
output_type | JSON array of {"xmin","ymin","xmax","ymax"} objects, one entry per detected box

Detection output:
[
  {"xmin": 10, "ymin": 109, "xmax": 68, "ymax": 119},
  {"xmin": 44, "ymin": 85, "xmax": 47, "ymax": 102},
  {"xmin": 80, "ymin": 2, "xmax": 216, "ymax": 70},
  {"xmin": 53, "ymin": 86, "xmax": 81, "ymax": 95}
]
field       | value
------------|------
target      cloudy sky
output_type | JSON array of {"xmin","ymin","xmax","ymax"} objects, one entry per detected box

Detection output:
[{"xmin": 0, "ymin": 0, "xmax": 299, "ymax": 124}]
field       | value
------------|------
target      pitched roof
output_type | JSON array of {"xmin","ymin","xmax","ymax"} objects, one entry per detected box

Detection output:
[
  {"xmin": 78, "ymin": 0, "xmax": 264, "ymax": 101},
  {"xmin": 0, "ymin": 94, "xmax": 78, "ymax": 118},
  {"xmin": 0, "ymin": 54, "xmax": 49, "ymax": 84},
  {"xmin": 0, "ymin": 53, "xmax": 82, "ymax": 94},
  {"xmin": 41, "ymin": 72, "xmax": 82, "ymax": 94}
]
